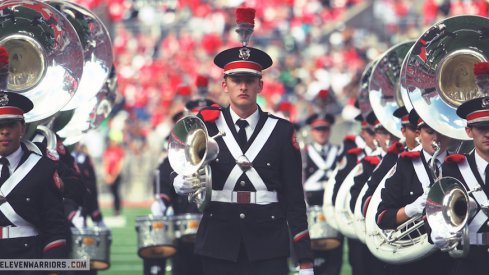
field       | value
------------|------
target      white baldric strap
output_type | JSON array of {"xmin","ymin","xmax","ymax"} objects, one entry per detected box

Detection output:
[
  {"xmin": 213, "ymin": 114, "xmax": 278, "ymax": 204},
  {"xmin": 304, "ymin": 146, "xmax": 337, "ymax": 191},
  {"xmin": 412, "ymin": 158, "xmax": 430, "ymax": 190},
  {"xmin": 0, "ymin": 154, "xmax": 41, "ymax": 232},
  {"xmin": 458, "ymin": 160, "xmax": 489, "ymax": 244}
]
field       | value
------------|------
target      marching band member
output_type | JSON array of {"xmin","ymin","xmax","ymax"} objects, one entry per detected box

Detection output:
[
  {"xmin": 376, "ymin": 109, "xmax": 452, "ymax": 275},
  {"xmin": 361, "ymin": 106, "xmax": 417, "ymax": 219},
  {"xmin": 435, "ymin": 62, "xmax": 489, "ymax": 275},
  {"xmin": 0, "ymin": 48, "xmax": 68, "ymax": 267},
  {"xmin": 303, "ymin": 113, "xmax": 342, "ymax": 275},
  {"xmin": 172, "ymin": 9, "xmax": 314, "ymax": 272}
]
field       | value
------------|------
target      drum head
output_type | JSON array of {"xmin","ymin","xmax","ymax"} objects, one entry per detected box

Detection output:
[
  {"xmin": 138, "ymin": 246, "xmax": 177, "ymax": 259},
  {"xmin": 311, "ymin": 239, "xmax": 341, "ymax": 251},
  {"xmin": 91, "ymin": 261, "xmax": 110, "ymax": 271}
]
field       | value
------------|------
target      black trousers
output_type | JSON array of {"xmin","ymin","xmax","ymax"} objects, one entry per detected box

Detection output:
[
  {"xmin": 172, "ymin": 239, "xmax": 203, "ymax": 275},
  {"xmin": 450, "ymin": 245, "xmax": 489, "ymax": 275},
  {"xmin": 109, "ymin": 175, "xmax": 122, "ymax": 214},
  {"xmin": 201, "ymin": 244, "xmax": 288, "ymax": 275},
  {"xmin": 143, "ymin": 258, "xmax": 167, "ymax": 275},
  {"xmin": 312, "ymin": 243, "xmax": 343, "ymax": 275}
]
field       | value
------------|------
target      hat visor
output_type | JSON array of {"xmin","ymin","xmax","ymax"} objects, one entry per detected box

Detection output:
[
  {"xmin": 468, "ymin": 121, "xmax": 489, "ymax": 128},
  {"xmin": 0, "ymin": 117, "xmax": 23, "ymax": 124}
]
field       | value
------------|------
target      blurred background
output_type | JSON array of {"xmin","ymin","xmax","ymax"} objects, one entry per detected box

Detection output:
[{"xmin": 64, "ymin": 0, "xmax": 489, "ymax": 273}]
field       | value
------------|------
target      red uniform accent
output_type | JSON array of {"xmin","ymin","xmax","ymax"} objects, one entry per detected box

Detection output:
[
  {"xmin": 467, "ymin": 110, "xmax": 489, "ymax": 122},
  {"xmin": 291, "ymin": 129, "xmax": 300, "ymax": 151},
  {"xmin": 224, "ymin": 61, "xmax": 262, "ymax": 73},
  {"xmin": 388, "ymin": 141, "xmax": 405, "ymax": 154},
  {"xmin": 0, "ymin": 107, "xmax": 23, "ymax": 116},
  {"xmin": 344, "ymin": 135, "xmax": 356, "ymax": 142},
  {"xmin": 347, "ymin": 147, "xmax": 363, "ymax": 155},
  {"xmin": 199, "ymin": 104, "xmax": 221, "ymax": 122},
  {"xmin": 236, "ymin": 7, "xmax": 255, "ymax": 25},
  {"xmin": 363, "ymin": 196, "xmax": 372, "ymax": 217},
  {"xmin": 317, "ymin": 89, "xmax": 329, "ymax": 98},
  {"xmin": 363, "ymin": 156, "xmax": 381, "ymax": 166},
  {"xmin": 444, "ymin": 154, "xmax": 466, "ymax": 164},
  {"xmin": 400, "ymin": 151, "xmax": 421, "ymax": 159},
  {"xmin": 195, "ymin": 75, "xmax": 209, "ymax": 87},
  {"xmin": 377, "ymin": 209, "xmax": 387, "ymax": 225}
]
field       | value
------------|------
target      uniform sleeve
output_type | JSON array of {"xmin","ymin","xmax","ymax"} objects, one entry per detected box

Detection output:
[
  {"xmin": 40, "ymin": 162, "xmax": 69, "ymax": 259},
  {"xmin": 376, "ymin": 159, "xmax": 406, "ymax": 230},
  {"xmin": 349, "ymin": 161, "xmax": 372, "ymax": 212},
  {"xmin": 280, "ymin": 124, "xmax": 313, "ymax": 262},
  {"xmin": 362, "ymin": 154, "xmax": 397, "ymax": 216},
  {"xmin": 332, "ymin": 154, "xmax": 356, "ymax": 205}
]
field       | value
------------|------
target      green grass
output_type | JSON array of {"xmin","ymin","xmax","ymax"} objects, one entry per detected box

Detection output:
[{"xmin": 98, "ymin": 207, "xmax": 353, "ymax": 275}]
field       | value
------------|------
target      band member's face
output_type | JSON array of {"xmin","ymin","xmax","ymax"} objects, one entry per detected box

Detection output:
[
  {"xmin": 466, "ymin": 125, "xmax": 489, "ymax": 157},
  {"xmin": 401, "ymin": 126, "xmax": 417, "ymax": 150},
  {"xmin": 360, "ymin": 129, "xmax": 376, "ymax": 149},
  {"xmin": 0, "ymin": 120, "xmax": 25, "ymax": 157},
  {"xmin": 223, "ymin": 75, "xmax": 263, "ymax": 111},
  {"xmin": 417, "ymin": 126, "xmax": 448, "ymax": 154},
  {"xmin": 311, "ymin": 125, "xmax": 331, "ymax": 145},
  {"xmin": 375, "ymin": 130, "xmax": 390, "ymax": 152}
]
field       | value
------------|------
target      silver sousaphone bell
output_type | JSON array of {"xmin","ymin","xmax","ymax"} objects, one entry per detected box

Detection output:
[
  {"xmin": 168, "ymin": 115, "xmax": 224, "ymax": 211},
  {"xmin": 0, "ymin": 0, "xmax": 84, "ymax": 123}
]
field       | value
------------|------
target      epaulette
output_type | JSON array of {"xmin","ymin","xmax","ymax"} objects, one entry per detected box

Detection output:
[
  {"xmin": 388, "ymin": 141, "xmax": 405, "ymax": 154},
  {"xmin": 400, "ymin": 151, "xmax": 421, "ymax": 159},
  {"xmin": 445, "ymin": 154, "xmax": 466, "ymax": 164},
  {"xmin": 363, "ymin": 156, "xmax": 381, "ymax": 166},
  {"xmin": 198, "ymin": 104, "xmax": 222, "ymax": 122},
  {"xmin": 347, "ymin": 147, "xmax": 363, "ymax": 155},
  {"xmin": 344, "ymin": 135, "xmax": 356, "ymax": 142}
]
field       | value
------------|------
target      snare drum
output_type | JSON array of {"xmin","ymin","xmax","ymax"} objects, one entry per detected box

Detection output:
[
  {"xmin": 175, "ymin": 213, "xmax": 202, "ymax": 243},
  {"xmin": 135, "ymin": 215, "xmax": 176, "ymax": 258},
  {"xmin": 307, "ymin": 205, "xmax": 341, "ymax": 251},
  {"xmin": 70, "ymin": 227, "xmax": 112, "ymax": 270}
]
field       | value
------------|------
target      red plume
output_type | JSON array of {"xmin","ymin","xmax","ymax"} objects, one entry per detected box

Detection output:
[
  {"xmin": 363, "ymin": 156, "xmax": 381, "ymax": 166},
  {"xmin": 344, "ymin": 135, "xmax": 356, "ymax": 142},
  {"xmin": 400, "ymin": 151, "xmax": 421, "ymax": 159},
  {"xmin": 199, "ymin": 104, "xmax": 222, "ymax": 123},
  {"xmin": 318, "ymin": 89, "xmax": 329, "ymax": 98},
  {"xmin": 236, "ymin": 7, "xmax": 255, "ymax": 25},
  {"xmin": 195, "ymin": 75, "xmax": 209, "ymax": 88},
  {"xmin": 474, "ymin": 62, "xmax": 489, "ymax": 76},
  {"xmin": 347, "ymin": 147, "xmax": 363, "ymax": 155},
  {"xmin": 0, "ymin": 47, "xmax": 9, "ymax": 66},
  {"xmin": 388, "ymin": 142, "xmax": 405, "ymax": 154}
]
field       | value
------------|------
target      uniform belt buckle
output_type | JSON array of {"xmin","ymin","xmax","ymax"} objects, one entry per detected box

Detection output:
[{"xmin": 236, "ymin": 191, "xmax": 251, "ymax": 204}]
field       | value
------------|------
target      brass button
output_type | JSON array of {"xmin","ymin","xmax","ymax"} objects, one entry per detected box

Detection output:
[
  {"xmin": 240, "ymin": 213, "xmax": 246, "ymax": 219},
  {"xmin": 267, "ymin": 163, "xmax": 271, "ymax": 167},
  {"xmin": 26, "ymin": 198, "xmax": 30, "ymax": 202},
  {"xmin": 216, "ymin": 158, "xmax": 219, "ymax": 162},
  {"xmin": 240, "ymin": 180, "xmax": 246, "ymax": 186},
  {"xmin": 271, "ymin": 215, "xmax": 275, "ymax": 219}
]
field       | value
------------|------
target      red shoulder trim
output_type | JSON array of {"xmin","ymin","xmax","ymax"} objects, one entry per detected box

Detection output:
[
  {"xmin": 344, "ymin": 135, "xmax": 356, "ymax": 142},
  {"xmin": 388, "ymin": 142, "xmax": 405, "ymax": 154},
  {"xmin": 347, "ymin": 147, "xmax": 363, "ymax": 155},
  {"xmin": 445, "ymin": 154, "xmax": 466, "ymax": 164},
  {"xmin": 199, "ymin": 104, "xmax": 222, "ymax": 122},
  {"xmin": 363, "ymin": 156, "xmax": 381, "ymax": 166},
  {"xmin": 400, "ymin": 151, "xmax": 421, "ymax": 159}
]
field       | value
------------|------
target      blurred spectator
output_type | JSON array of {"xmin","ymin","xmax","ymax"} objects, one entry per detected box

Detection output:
[{"xmin": 103, "ymin": 138, "xmax": 125, "ymax": 216}]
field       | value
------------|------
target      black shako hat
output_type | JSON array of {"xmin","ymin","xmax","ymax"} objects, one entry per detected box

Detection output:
[{"xmin": 214, "ymin": 47, "xmax": 273, "ymax": 76}]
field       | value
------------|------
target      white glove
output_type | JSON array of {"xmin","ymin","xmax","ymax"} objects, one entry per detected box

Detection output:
[
  {"xmin": 150, "ymin": 199, "xmax": 167, "ymax": 216},
  {"xmin": 94, "ymin": 220, "xmax": 107, "ymax": 229},
  {"xmin": 298, "ymin": 268, "xmax": 314, "ymax": 275},
  {"xmin": 404, "ymin": 193, "xmax": 428, "ymax": 218},
  {"xmin": 173, "ymin": 173, "xmax": 201, "ymax": 195},
  {"xmin": 71, "ymin": 209, "xmax": 84, "ymax": 229}
]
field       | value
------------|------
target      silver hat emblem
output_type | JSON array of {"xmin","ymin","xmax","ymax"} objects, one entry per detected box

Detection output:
[
  {"xmin": 239, "ymin": 47, "xmax": 250, "ymax": 60},
  {"xmin": 482, "ymin": 97, "xmax": 489, "ymax": 108}
]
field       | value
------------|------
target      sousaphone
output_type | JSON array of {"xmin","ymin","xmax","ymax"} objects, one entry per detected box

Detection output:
[{"xmin": 0, "ymin": 0, "xmax": 84, "ymax": 123}]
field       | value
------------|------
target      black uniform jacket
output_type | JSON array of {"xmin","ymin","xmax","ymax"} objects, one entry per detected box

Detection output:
[
  {"xmin": 0, "ymin": 146, "xmax": 68, "ymax": 258},
  {"xmin": 194, "ymin": 106, "xmax": 313, "ymax": 263},
  {"xmin": 156, "ymin": 157, "xmax": 199, "ymax": 215},
  {"xmin": 376, "ymin": 150, "xmax": 434, "ymax": 230},
  {"xmin": 349, "ymin": 155, "xmax": 380, "ymax": 212},
  {"xmin": 303, "ymin": 143, "xmax": 338, "ymax": 206},
  {"xmin": 360, "ymin": 143, "xmax": 403, "ymax": 216}
]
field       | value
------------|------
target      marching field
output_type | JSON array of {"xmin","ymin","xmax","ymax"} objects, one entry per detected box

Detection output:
[{"xmin": 99, "ymin": 207, "xmax": 353, "ymax": 275}]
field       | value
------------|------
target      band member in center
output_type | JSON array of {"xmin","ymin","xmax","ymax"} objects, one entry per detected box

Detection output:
[
  {"xmin": 171, "ymin": 8, "xmax": 313, "ymax": 274},
  {"xmin": 303, "ymin": 113, "xmax": 342, "ymax": 275},
  {"xmin": 376, "ymin": 109, "xmax": 452, "ymax": 275}
]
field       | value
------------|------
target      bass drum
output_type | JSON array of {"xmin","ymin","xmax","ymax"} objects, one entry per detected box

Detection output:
[
  {"xmin": 364, "ymin": 166, "xmax": 436, "ymax": 263},
  {"xmin": 334, "ymin": 163, "xmax": 362, "ymax": 239},
  {"xmin": 353, "ymin": 183, "xmax": 369, "ymax": 244},
  {"xmin": 322, "ymin": 166, "xmax": 339, "ymax": 230},
  {"xmin": 135, "ymin": 215, "xmax": 176, "ymax": 259},
  {"xmin": 71, "ymin": 227, "xmax": 112, "ymax": 270},
  {"xmin": 307, "ymin": 205, "xmax": 341, "ymax": 250}
]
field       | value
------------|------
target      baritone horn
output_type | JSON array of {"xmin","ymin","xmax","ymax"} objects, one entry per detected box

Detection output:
[{"xmin": 168, "ymin": 115, "xmax": 224, "ymax": 211}]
